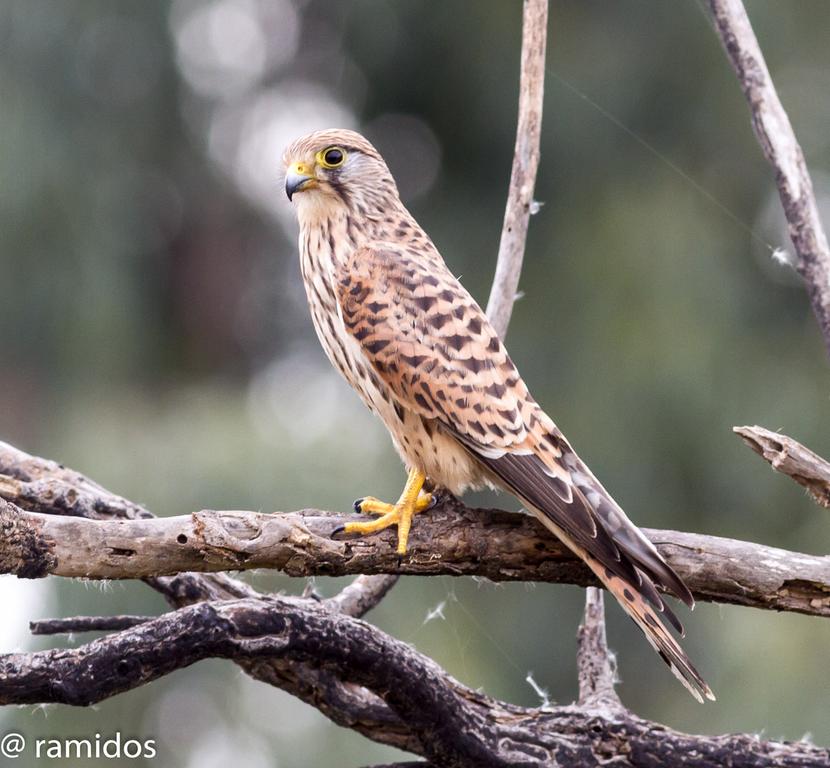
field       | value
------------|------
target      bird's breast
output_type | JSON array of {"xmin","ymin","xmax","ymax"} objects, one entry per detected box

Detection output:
[
  {"xmin": 298, "ymin": 220, "xmax": 392, "ymax": 419},
  {"xmin": 296, "ymin": 220, "xmax": 486, "ymax": 493}
]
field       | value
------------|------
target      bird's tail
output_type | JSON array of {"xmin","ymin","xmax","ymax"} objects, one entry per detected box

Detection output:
[
  {"xmin": 579, "ymin": 548, "xmax": 715, "ymax": 703},
  {"xmin": 525, "ymin": 498, "xmax": 715, "ymax": 703},
  {"xmin": 470, "ymin": 427, "xmax": 715, "ymax": 702}
]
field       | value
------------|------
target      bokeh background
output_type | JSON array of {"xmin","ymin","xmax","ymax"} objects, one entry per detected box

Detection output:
[{"xmin": 2, "ymin": 0, "xmax": 829, "ymax": 765}]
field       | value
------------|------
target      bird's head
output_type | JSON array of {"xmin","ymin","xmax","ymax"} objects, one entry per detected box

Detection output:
[{"xmin": 282, "ymin": 129, "xmax": 400, "ymax": 217}]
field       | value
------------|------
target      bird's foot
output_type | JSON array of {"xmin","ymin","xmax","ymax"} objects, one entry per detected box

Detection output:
[
  {"xmin": 333, "ymin": 468, "xmax": 430, "ymax": 554},
  {"xmin": 341, "ymin": 492, "xmax": 433, "ymax": 554},
  {"xmin": 354, "ymin": 492, "xmax": 434, "ymax": 517}
]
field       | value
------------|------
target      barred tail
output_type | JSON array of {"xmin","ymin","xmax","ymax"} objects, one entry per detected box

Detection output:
[{"xmin": 582, "ymin": 551, "xmax": 715, "ymax": 703}]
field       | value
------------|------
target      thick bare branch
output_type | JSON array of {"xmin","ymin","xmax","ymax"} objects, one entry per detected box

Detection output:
[
  {"xmin": 3, "ymin": 493, "xmax": 830, "ymax": 618},
  {"xmin": 2, "ymin": 596, "xmax": 826, "ymax": 768},
  {"xmin": 485, "ymin": 0, "xmax": 547, "ymax": 339},
  {"xmin": 149, "ymin": 571, "xmax": 422, "ymax": 753},
  {"xmin": 706, "ymin": 0, "xmax": 830, "ymax": 355},
  {"xmin": 362, "ymin": 764, "xmax": 430, "ymax": 768},
  {"xmin": 735, "ymin": 425, "xmax": 830, "ymax": 508},
  {"xmin": 0, "ymin": 445, "xmax": 151, "ymax": 521}
]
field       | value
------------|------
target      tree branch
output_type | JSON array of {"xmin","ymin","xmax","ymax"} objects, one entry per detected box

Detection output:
[
  {"xmin": 324, "ymin": 573, "xmax": 399, "ymax": 617},
  {"xmin": 576, "ymin": 588, "xmax": 622, "ymax": 713},
  {"xmin": 7, "ymin": 435, "xmax": 830, "ymax": 761},
  {"xmin": 151, "ymin": 570, "xmax": 425, "ymax": 752},
  {"xmin": 2, "ymin": 429, "xmax": 828, "ymax": 761},
  {"xmin": 363, "ymin": 764, "xmax": 430, "ymax": 768},
  {"xmin": 2, "ymin": 596, "xmax": 826, "ymax": 768},
  {"xmin": 485, "ymin": 0, "xmax": 547, "ymax": 339},
  {"xmin": 3, "ymin": 481, "xmax": 830, "ymax": 618},
  {"xmin": 735, "ymin": 425, "xmax": 830, "ymax": 508},
  {"xmin": 29, "ymin": 615, "xmax": 154, "ymax": 635},
  {"xmin": 706, "ymin": 0, "xmax": 830, "ymax": 356},
  {"xmin": 0, "ymin": 438, "xmax": 421, "ymax": 753}
]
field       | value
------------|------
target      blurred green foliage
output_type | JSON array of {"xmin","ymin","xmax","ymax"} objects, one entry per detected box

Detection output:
[{"xmin": 1, "ymin": 1, "xmax": 829, "ymax": 765}]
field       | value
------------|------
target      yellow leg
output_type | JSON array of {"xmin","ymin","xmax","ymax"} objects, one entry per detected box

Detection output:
[
  {"xmin": 357, "ymin": 492, "xmax": 433, "ymax": 516},
  {"xmin": 335, "ymin": 468, "xmax": 432, "ymax": 554}
]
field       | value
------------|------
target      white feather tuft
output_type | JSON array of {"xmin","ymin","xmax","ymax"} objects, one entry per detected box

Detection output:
[{"xmin": 771, "ymin": 247, "xmax": 795, "ymax": 267}]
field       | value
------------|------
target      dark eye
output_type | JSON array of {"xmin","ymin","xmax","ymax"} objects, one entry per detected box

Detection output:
[{"xmin": 320, "ymin": 147, "xmax": 345, "ymax": 168}]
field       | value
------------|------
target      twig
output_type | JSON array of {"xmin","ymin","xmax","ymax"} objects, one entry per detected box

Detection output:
[
  {"xmin": 362, "ymin": 764, "xmax": 431, "ymax": 768},
  {"xmin": 735, "ymin": 425, "xmax": 830, "ymax": 508},
  {"xmin": 4, "ymin": 596, "xmax": 827, "ymax": 768},
  {"xmin": 576, "ymin": 588, "xmax": 622, "ymax": 712},
  {"xmin": 485, "ymin": 0, "xmax": 548, "ymax": 339},
  {"xmin": 706, "ymin": 0, "xmax": 830, "ymax": 356},
  {"xmin": 29, "ymin": 615, "xmax": 153, "ymax": 635},
  {"xmin": 325, "ymin": 574, "xmax": 400, "ymax": 618}
]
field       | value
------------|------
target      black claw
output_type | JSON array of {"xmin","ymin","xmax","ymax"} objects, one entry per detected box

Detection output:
[
  {"xmin": 353, "ymin": 498, "xmax": 365, "ymax": 513},
  {"xmin": 331, "ymin": 525, "xmax": 347, "ymax": 539}
]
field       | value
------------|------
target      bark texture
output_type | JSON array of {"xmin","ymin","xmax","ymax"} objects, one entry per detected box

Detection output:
[
  {"xmin": 735, "ymin": 425, "xmax": 830, "ymax": 508},
  {"xmin": 2, "ymin": 489, "xmax": 829, "ymax": 619}
]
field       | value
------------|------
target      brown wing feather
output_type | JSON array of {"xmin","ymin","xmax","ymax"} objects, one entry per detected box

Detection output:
[
  {"xmin": 338, "ymin": 244, "xmax": 543, "ymax": 454},
  {"xmin": 533, "ymin": 424, "xmax": 695, "ymax": 608},
  {"xmin": 337, "ymin": 243, "xmax": 711, "ymax": 700}
]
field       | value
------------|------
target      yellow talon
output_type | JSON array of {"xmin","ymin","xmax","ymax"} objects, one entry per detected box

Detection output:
[
  {"xmin": 358, "ymin": 493, "xmax": 433, "ymax": 516},
  {"xmin": 346, "ymin": 468, "xmax": 432, "ymax": 554},
  {"xmin": 413, "ymin": 493, "xmax": 434, "ymax": 513}
]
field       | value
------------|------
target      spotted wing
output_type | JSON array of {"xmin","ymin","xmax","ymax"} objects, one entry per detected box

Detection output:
[{"xmin": 337, "ymin": 244, "xmax": 539, "ymax": 458}]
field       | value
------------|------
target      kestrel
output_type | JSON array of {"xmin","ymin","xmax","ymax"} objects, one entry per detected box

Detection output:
[{"xmin": 283, "ymin": 129, "xmax": 714, "ymax": 702}]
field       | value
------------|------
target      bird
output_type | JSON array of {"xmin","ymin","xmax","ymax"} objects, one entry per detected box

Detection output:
[{"xmin": 283, "ymin": 128, "xmax": 714, "ymax": 703}]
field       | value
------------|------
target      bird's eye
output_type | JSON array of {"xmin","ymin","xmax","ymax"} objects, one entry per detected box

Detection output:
[{"xmin": 318, "ymin": 146, "xmax": 346, "ymax": 168}]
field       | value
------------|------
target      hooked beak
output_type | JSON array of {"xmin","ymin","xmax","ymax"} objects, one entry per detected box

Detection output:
[{"xmin": 285, "ymin": 162, "xmax": 316, "ymax": 201}]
